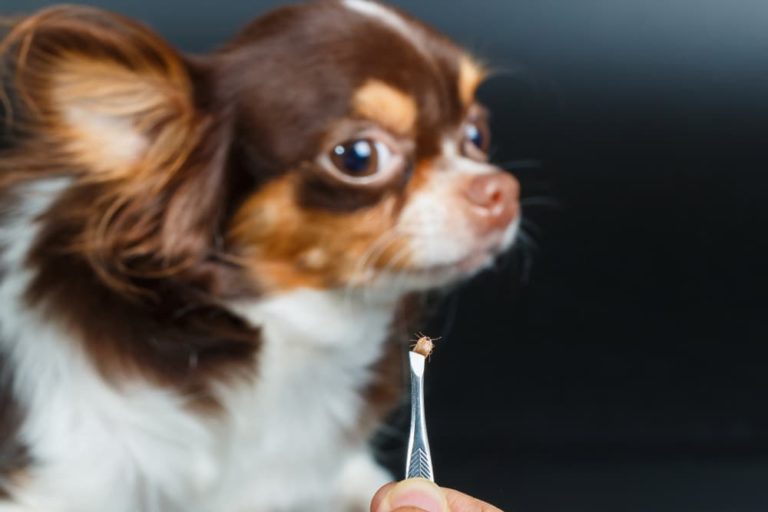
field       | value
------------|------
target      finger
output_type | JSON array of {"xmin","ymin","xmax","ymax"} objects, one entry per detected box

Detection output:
[
  {"xmin": 443, "ymin": 487, "xmax": 504, "ymax": 512},
  {"xmin": 371, "ymin": 482, "xmax": 396, "ymax": 512},
  {"xmin": 372, "ymin": 478, "xmax": 449, "ymax": 512}
]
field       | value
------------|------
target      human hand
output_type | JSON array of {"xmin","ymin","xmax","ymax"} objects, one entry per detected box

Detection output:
[{"xmin": 370, "ymin": 478, "xmax": 503, "ymax": 512}]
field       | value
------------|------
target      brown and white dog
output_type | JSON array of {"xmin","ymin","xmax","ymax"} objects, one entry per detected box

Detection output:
[{"xmin": 0, "ymin": 1, "xmax": 519, "ymax": 510}]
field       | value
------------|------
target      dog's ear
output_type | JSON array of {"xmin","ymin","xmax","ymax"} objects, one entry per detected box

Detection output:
[
  {"xmin": 2, "ymin": 5, "xmax": 199, "ymax": 173},
  {"xmin": 1, "ymin": 6, "xmax": 229, "ymax": 294}
]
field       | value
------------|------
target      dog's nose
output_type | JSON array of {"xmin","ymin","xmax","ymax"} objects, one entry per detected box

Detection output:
[{"xmin": 463, "ymin": 172, "xmax": 520, "ymax": 233}]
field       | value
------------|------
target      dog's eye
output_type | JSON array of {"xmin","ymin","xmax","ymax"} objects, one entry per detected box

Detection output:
[
  {"xmin": 321, "ymin": 129, "xmax": 407, "ymax": 185},
  {"xmin": 466, "ymin": 123, "xmax": 484, "ymax": 150},
  {"xmin": 330, "ymin": 139, "xmax": 393, "ymax": 178},
  {"xmin": 462, "ymin": 119, "xmax": 491, "ymax": 160}
]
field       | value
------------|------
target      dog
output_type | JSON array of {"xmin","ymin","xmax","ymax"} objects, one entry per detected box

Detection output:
[{"xmin": 0, "ymin": 1, "xmax": 520, "ymax": 510}]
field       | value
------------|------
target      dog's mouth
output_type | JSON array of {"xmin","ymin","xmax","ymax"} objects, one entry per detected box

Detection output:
[
  {"xmin": 419, "ymin": 239, "xmax": 502, "ymax": 276},
  {"xmin": 377, "ymin": 216, "xmax": 521, "ymax": 291},
  {"xmin": 364, "ymin": 167, "xmax": 521, "ymax": 292}
]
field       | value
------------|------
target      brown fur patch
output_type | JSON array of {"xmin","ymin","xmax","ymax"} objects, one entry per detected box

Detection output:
[
  {"xmin": 353, "ymin": 79, "xmax": 418, "ymax": 135},
  {"xmin": 25, "ymin": 218, "xmax": 263, "ymax": 408}
]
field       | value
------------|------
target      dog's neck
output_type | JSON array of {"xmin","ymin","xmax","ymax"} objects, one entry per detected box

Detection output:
[{"xmin": 229, "ymin": 288, "xmax": 400, "ymax": 351}]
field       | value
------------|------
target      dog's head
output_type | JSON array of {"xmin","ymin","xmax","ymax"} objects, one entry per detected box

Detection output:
[{"xmin": 1, "ymin": 0, "xmax": 519, "ymax": 300}]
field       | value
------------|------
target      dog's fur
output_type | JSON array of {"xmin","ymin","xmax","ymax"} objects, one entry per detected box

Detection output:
[{"xmin": 0, "ymin": 1, "xmax": 520, "ymax": 510}]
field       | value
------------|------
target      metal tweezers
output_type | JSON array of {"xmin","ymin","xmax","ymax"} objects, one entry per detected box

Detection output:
[{"xmin": 405, "ymin": 350, "xmax": 434, "ymax": 481}]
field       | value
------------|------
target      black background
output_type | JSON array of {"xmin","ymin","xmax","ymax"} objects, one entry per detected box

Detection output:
[{"xmin": 5, "ymin": 1, "xmax": 768, "ymax": 510}]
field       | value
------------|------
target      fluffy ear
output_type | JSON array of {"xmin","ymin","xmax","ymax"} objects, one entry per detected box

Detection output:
[
  {"xmin": 2, "ymin": 5, "xmax": 198, "ymax": 173},
  {"xmin": 1, "ymin": 6, "xmax": 228, "ymax": 294}
]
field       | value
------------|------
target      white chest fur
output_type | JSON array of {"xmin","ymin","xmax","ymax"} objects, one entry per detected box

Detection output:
[
  {"xmin": 0, "ymin": 180, "xmax": 395, "ymax": 512},
  {"xmin": 214, "ymin": 290, "xmax": 397, "ymax": 511}
]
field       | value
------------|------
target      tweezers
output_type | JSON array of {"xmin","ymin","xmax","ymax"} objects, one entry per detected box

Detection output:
[{"xmin": 405, "ymin": 350, "xmax": 434, "ymax": 481}]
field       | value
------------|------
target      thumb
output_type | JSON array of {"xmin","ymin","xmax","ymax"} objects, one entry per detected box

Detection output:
[{"xmin": 372, "ymin": 478, "xmax": 449, "ymax": 512}]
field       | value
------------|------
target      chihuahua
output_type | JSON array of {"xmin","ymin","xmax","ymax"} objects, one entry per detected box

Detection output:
[{"xmin": 0, "ymin": 1, "xmax": 519, "ymax": 510}]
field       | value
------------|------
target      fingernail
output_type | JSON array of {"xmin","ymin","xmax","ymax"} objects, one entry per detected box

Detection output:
[{"xmin": 379, "ymin": 478, "xmax": 447, "ymax": 512}]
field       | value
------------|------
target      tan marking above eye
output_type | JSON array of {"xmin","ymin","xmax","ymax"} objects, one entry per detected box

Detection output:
[
  {"xmin": 352, "ymin": 79, "xmax": 418, "ymax": 135},
  {"xmin": 458, "ymin": 55, "xmax": 487, "ymax": 106}
]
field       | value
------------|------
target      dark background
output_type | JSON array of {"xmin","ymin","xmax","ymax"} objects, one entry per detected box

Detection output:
[{"xmin": 5, "ymin": 1, "xmax": 768, "ymax": 510}]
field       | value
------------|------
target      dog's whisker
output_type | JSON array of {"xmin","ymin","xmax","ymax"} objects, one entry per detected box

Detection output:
[
  {"xmin": 342, "ymin": 230, "xmax": 405, "ymax": 306},
  {"xmin": 342, "ymin": 222, "xmax": 438, "ymax": 306},
  {"xmin": 521, "ymin": 196, "xmax": 561, "ymax": 209},
  {"xmin": 498, "ymin": 159, "xmax": 542, "ymax": 170},
  {"xmin": 513, "ymin": 230, "xmax": 538, "ymax": 284},
  {"xmin": 384, "ymin": 249, "xmax": 418, "ymax": 297},
  {"xmin": 520, "ymin": 218, "xmax": 543, "ymax": 245}
]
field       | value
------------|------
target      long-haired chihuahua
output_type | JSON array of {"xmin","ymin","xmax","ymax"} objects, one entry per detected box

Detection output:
[{"xmin": 0, "ymin": 1, "xmax": 519, "ymax": 510}]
